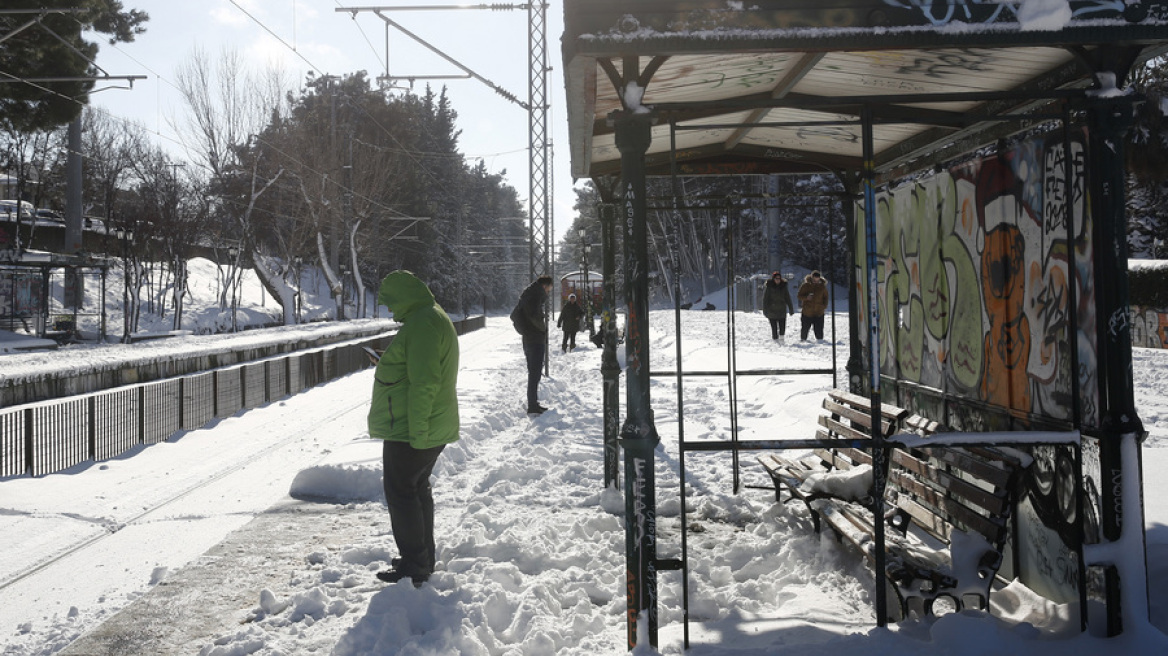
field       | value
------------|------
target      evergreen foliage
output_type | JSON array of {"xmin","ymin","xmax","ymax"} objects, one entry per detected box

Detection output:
[
  {"xmin": 243, "ymin": 73, "xmax": 527, "ymax": 314},
  {"xmin": 1127, "ymin": 57, "xmax": 1168, "ymax": 258},
  {"xmin": 0, "ymin": 0, "xmax": 147, "ymax": 133},
  {"xmin": 1129, "ymin": 265, "xmax": 1168, "ymax": 309}
]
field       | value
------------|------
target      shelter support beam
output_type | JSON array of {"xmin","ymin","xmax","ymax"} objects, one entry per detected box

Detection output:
[
  {"xmin": 599, "ymin": 200, "xmax": 621, "ymax": 490},
  {"xmin": 614, "ymin": 109, "xmax": 668, "ymax": 650},
  {"xmin": 860, "ymin": 106, "xmax": 890, "ymax": 625},
  {"xmin": 1087, "ymin": 94, "xmax": 1147, "ymax": 635}
]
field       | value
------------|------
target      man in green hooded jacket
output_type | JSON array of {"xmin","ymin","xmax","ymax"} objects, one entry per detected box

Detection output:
[{"xmin": 368, "ymin": 270, "xmax": 460, "ymax": 587}]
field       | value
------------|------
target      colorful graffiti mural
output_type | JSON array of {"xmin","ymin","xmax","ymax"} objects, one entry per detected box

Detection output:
[
  {"xmin": 855, "ymin": 129, "xmax": 1109, "ymax": 606},
  {"xmin": 855, "ymin": 130, "xmax": 1098, "ymax": 427},
  {"xmin": 1131, "ymin": 305, "xmax": 1168, "ymax": 348}
]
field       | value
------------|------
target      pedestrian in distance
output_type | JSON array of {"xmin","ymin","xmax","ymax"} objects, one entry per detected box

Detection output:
[
  {"xmin": 511, "ymin": 275, "xmax": 554, "ymax": 414},
  {"xmin": 368, "ymin": 270, "xmax": 460, "ymax": 588},
  {"xmin": 797, "ymin": 270, "xmax": 830, "ymax": 341},
  {"xmin": 762, "ymin": 271, "xmax": 794, "ymax": 344},
  {"xmin": 557, "ymin": 293, "xmax": 585, "ymax": 352}
]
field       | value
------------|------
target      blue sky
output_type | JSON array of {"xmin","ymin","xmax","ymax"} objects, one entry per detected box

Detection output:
[{"xmin": 89, "ymin": 0, "xmax": 578, "ymax": 245}]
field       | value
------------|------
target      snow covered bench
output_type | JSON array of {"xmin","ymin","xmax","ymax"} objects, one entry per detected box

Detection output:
[
  {"xmin": 757, "ymin": 390, "xmax": 908, "ymax": 532},
  {"xmin": 758, "ymin": 392, "xmax": 1027, "ymax": 620}
]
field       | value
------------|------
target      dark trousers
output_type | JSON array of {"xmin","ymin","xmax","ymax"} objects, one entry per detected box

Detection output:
[
  {"xmin": 562, "ymin": 329, "xmax": 578, "ymax": 350},
  {"xmin": 382, "ymin": 440, "xmax": 446, "ymax": 576},
  {"xmin": 767, "ymin": 315, "xmax": 787, "ymax": 339},
  {"xmin": 800, "ymin": 314, "xmax": 825, "ymax": 340},
  {"xmin": 522, "ymin": 336, "xmax": 546, "ymax": 406}
]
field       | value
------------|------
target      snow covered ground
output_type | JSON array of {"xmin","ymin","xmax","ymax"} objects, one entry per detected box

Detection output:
[{"xmin": 2, "ymin": 307, "xmax": 1168, "ymax": 655}]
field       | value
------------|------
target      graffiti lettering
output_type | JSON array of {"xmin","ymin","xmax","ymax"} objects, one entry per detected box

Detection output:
[
  {"xmin": 626, "ymin": 569, "xmax": 637, "ymax": 648},
  {"xmin": 1110, "ymin": 467, "xmax": 1125, "ymax": 528},
  {"xmin": 796, "ymin": 125, "xmax": 859, "ymax": 143},
  {"xmin": 1108, "ymin": 306, "xmax": 1129, "ymax": 338},
  {"xmin": 897, "ymin": 50, "xmax": 995, "ymax": 78}
]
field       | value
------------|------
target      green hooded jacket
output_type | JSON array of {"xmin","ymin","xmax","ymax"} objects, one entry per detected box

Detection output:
[{"xmin": 367, "ymin": 271, "xmax": 460, "ymax": 449}]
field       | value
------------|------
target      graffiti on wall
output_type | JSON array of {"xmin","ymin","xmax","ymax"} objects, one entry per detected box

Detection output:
[
  {"xmin": 856, "ymin": 131, "xmax": 1098, "ymax": 426},
  {"xmin": 1131, "ymin": 306, "xmax": 1168, "ymax": 349},
  {"xmin": 856, "ymin": 129, "xmax": 1107, "ymax": 607}
]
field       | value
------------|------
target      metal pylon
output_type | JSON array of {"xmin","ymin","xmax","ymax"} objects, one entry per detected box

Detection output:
[
  {"xmin": 334, "ymin": 4, "xmax": 552, "ymax": 281},
  {"xmin": 527, "ymin": 2, "xmax": 551, "ymax": 279}
]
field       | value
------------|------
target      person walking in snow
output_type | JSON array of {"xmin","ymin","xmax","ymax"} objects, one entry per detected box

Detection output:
[
  {"xmin": 511, "ymin": 275, "xmax": 553, "ymax": 414},
  {"xmin": 557, "ymin": 293, "xmax": 585, "ymax": 352},
  {"xmin": 797, "ymin": 270, "xmax": 830, "ymax": 341},
  {"xmin": 762, "ymin": 272, "xmax": 794, "ymax": 343},
  {"xmin": 368, "ymin": 270, "xmax": 460, "ymax": 588}
]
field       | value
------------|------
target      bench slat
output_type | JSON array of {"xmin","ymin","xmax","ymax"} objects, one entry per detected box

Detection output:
[
  {"xmin": 823, "ymin": 398, "xmax": 894, "ymax": 436},
  {"xmin": 828, "ymin": 390, "xmax": 910, "ymax": 423},
  {"xmin": 889, "ymin": 450, "xmax": 1010, "ymax": 516},
  {"xmin": 910, "ymin": 446, "xmax": 1015, "ymax": 490},
  {"xmin": 819, "ymin": 415, "xmax": 874, "ymax": 443},
  {"xmin": 889, "ymin": 470, "xmax": 1008, "ymax": 543}
]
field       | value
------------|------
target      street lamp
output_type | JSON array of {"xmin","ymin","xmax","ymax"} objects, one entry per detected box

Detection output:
[
  {"xmin": 115, "ymin": 227, "xmax": 134, "ymax": 343},
  {"xmin": 339, "ymin": 264, "xmax": 349, "ymax": 321},
  {"xmin": 293, "ymin": 256, "xmax": 303, "ymax": 323},
  {"xmin": 228, "ymin": 246, "xmax": 239, "ymax": 332},
  {"xmin": 579, "ymin": 228, "xmax": 594, "ymax": 336}
]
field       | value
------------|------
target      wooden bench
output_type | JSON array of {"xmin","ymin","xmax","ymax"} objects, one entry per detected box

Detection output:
[
  {"xmin": 758, "ymin": 392, "xmax": 1024, "ymax": 621},
  {"xmin": 757, "ymin": 390, "xmax": 908, "ymax": 531}
]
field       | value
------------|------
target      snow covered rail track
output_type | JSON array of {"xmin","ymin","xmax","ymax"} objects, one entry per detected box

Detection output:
[{"xmin": 0, "ymin": 393, "xmax": 372, "ymax": 594}]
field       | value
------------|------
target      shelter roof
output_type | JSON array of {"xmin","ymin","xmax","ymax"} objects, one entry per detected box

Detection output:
[{"xmin": 562, "ymin": 0, "xmax": 1168, "ymax": 184}]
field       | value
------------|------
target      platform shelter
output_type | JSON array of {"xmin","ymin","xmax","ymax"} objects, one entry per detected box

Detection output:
[{"xmin": 561, "ymin": 1, "xmax": 1168, "ymax": 648}]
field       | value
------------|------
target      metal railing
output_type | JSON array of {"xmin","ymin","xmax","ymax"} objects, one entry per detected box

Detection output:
[
  {"xmin": 0, "ymin": 315, "xmax": 487, "ymax": 478},
  {"xmin": 0, "ymin": 336, "xmax": 386, "ymax": 478}
]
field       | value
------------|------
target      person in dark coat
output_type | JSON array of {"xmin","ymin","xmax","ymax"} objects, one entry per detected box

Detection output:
[
  {"xmin": 557, "ymin": 293, "xmax": 585, "ymax": 352},
  {"xmin": 797, "ymin": 270, "xmax": 830, "ymax": 341},
  {"xmin": 762, "ymin": 272, "xmax": 794, "ymax": 343},
  {"xmin": 511, "ymin": 276, "xmax": 553, "ymax": 414}
]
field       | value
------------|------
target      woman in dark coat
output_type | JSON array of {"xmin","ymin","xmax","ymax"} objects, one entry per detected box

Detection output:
[
  {"xmin": 762, "ymin": 272, "xmax": 794, "ymax": 343},
  {"xmin": 557, "ymin": 293, "xmax": 585, "ymax": 352}
]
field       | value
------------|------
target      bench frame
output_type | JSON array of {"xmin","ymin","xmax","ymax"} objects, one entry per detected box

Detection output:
[{"xmin": 759, "ymin": 390, "xmax": 1024, "ymax": 621}]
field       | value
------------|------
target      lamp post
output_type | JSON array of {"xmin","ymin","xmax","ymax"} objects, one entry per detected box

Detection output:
[
  {"xmin": 578, "ymin": 229, "xmax": 590, "ymax": 333},
  {"xmin": 228, "ymin": 245, "xmax": 239, "ymax": 332},
  {"xmin": 339, "ymin": 264, "xmax": 349, "ymax": 321},
  {"xmin": 116, "ymin": 227, "xmax": 134, "ymax": 343},
  {"xmin": 294, "ymin": 256, "xmax": 303, "ymax": 323},
  {"xmin": 583, "ymin": 244, "xmax": 594, "ymax": 336}
]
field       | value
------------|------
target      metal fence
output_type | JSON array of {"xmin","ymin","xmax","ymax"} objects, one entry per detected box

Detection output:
[
  {"xmin": 1, "ymin": 316, "xmax": 487, "ymax": 479},
  {"xmin": 1, "ymin": 335, "xmax": 390, "ymax": 478}
]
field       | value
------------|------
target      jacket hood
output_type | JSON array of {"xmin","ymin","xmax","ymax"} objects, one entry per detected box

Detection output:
[
  {"xmin": 378, "ymin": 270, "xmax": 435, "ymax": 320},
  {"xmin": 803, "ymin": 274, "xmax": 826, "ymax": 284}
]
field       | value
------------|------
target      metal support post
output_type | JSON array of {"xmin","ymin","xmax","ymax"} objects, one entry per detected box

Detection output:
[
  {"xmin": 614, "ymin": 109, "xmax": 667, "ymax": 650},
  {"xmin": 861, "ymin": 106, "xmax": 890, "ymax": 625},
  {"xmin": 599, "ymin": 202, "xmax": 621, "ymax": 490},
  {"xmin": 1088, "ymin": 94, "xmax": 1146, "ymax": 635}
]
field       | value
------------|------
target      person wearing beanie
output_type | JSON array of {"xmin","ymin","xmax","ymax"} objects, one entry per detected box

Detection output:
[
  {"xmin": 762, "ymin": 271, "xmax": 794, "ymax": 344},
  {"xmin": 557, "ymin": 293, "xmax": 585, "ymax": 352},
  {"xmin": 797, "ymin": 270, "xmax": 829, "ymax": 341}
]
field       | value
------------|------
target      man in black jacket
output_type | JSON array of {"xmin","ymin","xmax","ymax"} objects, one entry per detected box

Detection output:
[{"xmin": 511, "ymin": 276, "xmax": 553, "ymax": 413}]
